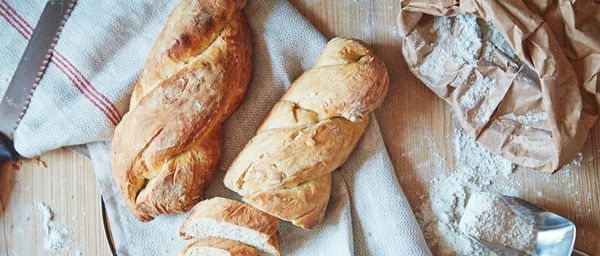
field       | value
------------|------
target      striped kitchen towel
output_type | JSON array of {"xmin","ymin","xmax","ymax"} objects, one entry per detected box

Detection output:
[{"xmin": 0, "ymin": 0, "xmax": 181, "ymax": 156}]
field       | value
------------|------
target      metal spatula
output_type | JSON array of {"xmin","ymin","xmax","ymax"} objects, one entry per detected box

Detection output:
[{"xmin": 462, "ymin": 193, "xmax": 589, "ymax": 256}]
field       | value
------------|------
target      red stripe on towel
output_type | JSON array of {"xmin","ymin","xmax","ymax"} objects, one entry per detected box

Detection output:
[
  {"xmin": 0, "ymin": 5, "xmax": 120, "ymax": 125},
  {"xmin": 0, "ymin": 5, "xmax": 119, "ymax": 125},
  {"xmin": 0, "ymin": 0, "xmax": 122, "ymax": 125}
]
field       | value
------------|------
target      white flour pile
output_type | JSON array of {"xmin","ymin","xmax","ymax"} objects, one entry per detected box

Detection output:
[
  {"xmin": 416, "ymin": 128, "xmax": 519, "ymax": 255},
  {"xmin": 462, "ymin": 71, "xmax": 497, "ymax": 124},
  {"xmin": 498, "ymin": 111, "xmax": 549, "ymax": 135},
  {"xmin": 500, "ymin": 112, "xmax": 548, "ymax": 125},
  {"xmin": 419, "ymin": 15, "xmax": 482, "ymax": 85},
  {"xmin": 418, "ymin": 14, "xmax": 527, "ymax": 126},
  {"xmin": 36, "ymin": 203, "xmax": 71, "ymax": 253},
  {"xmin": 459, "ymin": 192, "xmax": 536, "ymax": 252},
  {"xmin": 558, "ymin": 152, "xmax": 584, "ymax": 173}
]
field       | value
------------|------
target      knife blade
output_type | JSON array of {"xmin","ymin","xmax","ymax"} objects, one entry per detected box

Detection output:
[
  {"xmin": 0, "ymin": 0, "xmax": 76, "ymax": 163},
  {"xmin": 0, "ymin": 0, "xmax": 77, "ymax": 140}
]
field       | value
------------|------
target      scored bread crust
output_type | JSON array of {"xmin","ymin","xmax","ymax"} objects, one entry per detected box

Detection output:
[
  {"xmin": 180, "ymin": 197, "xmax": 280, "ymax": 256},
  {"xmin": 178, "ymin": 237, "xmax": 257, "ymax": 256},
  {"xmin": 111, "ymin": 0, "xmax": 252, "ymax": 221},
  {"xmin": 244, "ymin": 174, "xmax": 332, "ymax": 229},
  {"xmin": 224, "ymin": 37, "xmax": 389, "ymax": 229}
]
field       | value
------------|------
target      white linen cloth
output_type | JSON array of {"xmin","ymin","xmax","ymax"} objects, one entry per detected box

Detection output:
[{"xmin": 0, "ymin": 0, "xmax": 431, "ymax": 255}]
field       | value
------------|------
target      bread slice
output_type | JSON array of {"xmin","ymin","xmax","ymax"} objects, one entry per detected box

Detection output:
[
  {"xmin": 178, "ymin": 237, "xmax": 257, "ymax": 256},
  {"xmin": 180, "ymin": 197, "xmax": 280, "ymax": 256}
]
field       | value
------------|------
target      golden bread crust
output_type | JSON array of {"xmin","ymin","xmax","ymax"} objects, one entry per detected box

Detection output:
[
  {"xmin": 224, "ymin": 37, "xmax": 389, "ymax": 229},
  {"xmin": 111, "ymin": 0, "xmax": 252, "ymax": 221}
]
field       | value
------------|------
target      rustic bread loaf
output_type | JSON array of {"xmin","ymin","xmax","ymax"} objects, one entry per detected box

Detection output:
[
  {"xmin": 180, "ymin": 197, "xmax": 280, "ymax": 256},
  {"xmin": 178, "ymin": 237, "xmax": 257, "ymax": 256},
  {"xmin": 224, "ymin": 37, "xmax": 389, "ymax": 229},
  {"xmin": 111, "ymin": 0, "xmax": 252, "ymax": 221}
]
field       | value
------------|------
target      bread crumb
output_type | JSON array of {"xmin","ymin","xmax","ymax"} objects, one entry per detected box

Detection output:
[{"xmin": 32, "ymin": 156, "xmax": 48, "ymax": 168}]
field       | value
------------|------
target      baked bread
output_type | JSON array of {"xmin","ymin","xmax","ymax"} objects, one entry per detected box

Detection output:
[
  {"xmin": 180, "ymin": 197, "xmax": 280, "ymax": 256},
  {"xmin": 178, "ymin": 237, "xmax": 257, "ymax": 256},
  {"xmin": 111, "ymin": 0, "xmax": 252, "ymax": 221},
  {"xmin": 223, "ymin": 37, "xmax": 389, "ymax": 229}
]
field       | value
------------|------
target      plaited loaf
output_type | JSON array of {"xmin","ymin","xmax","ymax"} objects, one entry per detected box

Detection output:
[
  {"xmin": 224, "ymin": 37, "xmax": 389, "ymax": 229},
  {"xmin": 111, "ymin": 0, "xmax": 252, "ymax": 221}
]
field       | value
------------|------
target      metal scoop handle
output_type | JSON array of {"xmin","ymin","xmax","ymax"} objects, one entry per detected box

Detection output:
[{"xmin": 572, "ymin": 249, "xmax": 590, "ymax": 256}]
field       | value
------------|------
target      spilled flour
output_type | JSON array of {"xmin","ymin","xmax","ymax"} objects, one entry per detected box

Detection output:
[
  {"xmin": 416, "ymin": 128, "xmax": 519, "ymax": 255},
  {"xmin": 459, "ymin": 192, "xmax": 536, "ymax": 252},
  {"xmin": 37, "ymin": 203, "xmax": 71, "ymax": 253},
  {"xmin": 415, "ymin": 129, "xmax": 587, "ymax": 255},
  {"xmin": 559, "ymin": 152, "xmax": 584, "ymax": 173}
]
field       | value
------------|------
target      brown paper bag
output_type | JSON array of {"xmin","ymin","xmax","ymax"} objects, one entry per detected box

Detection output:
[{"xmin": 397, "ymin": 0, "xmax": 600, "ymax": 172}]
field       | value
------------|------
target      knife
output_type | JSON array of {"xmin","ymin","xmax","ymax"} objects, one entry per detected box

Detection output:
[{"xmin": 0, "ymin": 0, "xmax": 76, "ymax": 164}]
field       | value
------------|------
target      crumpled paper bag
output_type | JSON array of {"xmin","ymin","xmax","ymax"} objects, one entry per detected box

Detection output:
[{"xmin": 397, "ymin": 0, "xmax": 600, "ymax": 172}]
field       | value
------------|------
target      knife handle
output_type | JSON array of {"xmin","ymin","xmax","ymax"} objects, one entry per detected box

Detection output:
[{"xmin": 0, "ymin": 133, "xmax": 18, "ymax": 163}]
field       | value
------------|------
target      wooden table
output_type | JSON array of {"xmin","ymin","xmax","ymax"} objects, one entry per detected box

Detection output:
[{"xmin": 1, "ymin": 1, "xmax": 598, "ymax": 255}]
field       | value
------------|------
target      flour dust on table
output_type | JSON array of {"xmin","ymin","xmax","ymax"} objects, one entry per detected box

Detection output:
[
  {"xmin": 414, "ymin": 126, "xmax": 589, "ymax": 255},
  {"xmin": 415, "ymin": 128, "xmax": 519, "ymax": 255},
  {"xmin": 36, "ymin": 203, "xmax": 72, "ymax": 254}
]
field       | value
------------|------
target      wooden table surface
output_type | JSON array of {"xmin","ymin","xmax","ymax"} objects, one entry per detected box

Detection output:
[{"xmin": 1, "ymin": 1, "xmax": 598, "ymax": 255}]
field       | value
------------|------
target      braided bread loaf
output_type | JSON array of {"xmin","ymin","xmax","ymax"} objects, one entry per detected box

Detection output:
[
  {"xmin": 111, "ymin": 0, "xmax": 252, "ymax": 221},
  {"xmin": 224, "ymin": 38, "xmax": 388, "ymax": 229}
]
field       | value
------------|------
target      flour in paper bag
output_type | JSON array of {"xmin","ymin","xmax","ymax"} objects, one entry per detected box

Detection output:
[
  {"xmin": 500, "ymin": 112, "xmax": 548, "ymax": 125},
  {"xmin": 418, "ymin": 15, "xmax": 532, "ymax": 126},
  {"xmin": 418, "ymin": 15, "xmax": 504, "ymax": 124},
  {"xmin": 418, "ymin": 15, "xmax": 481, "ymax": 85}
]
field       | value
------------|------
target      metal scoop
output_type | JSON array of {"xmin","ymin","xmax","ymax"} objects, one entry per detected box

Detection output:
[{"xmin": 461, "ymin": 193, "xmax": 589, "ymax": 256}]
